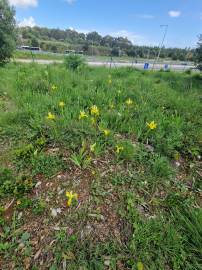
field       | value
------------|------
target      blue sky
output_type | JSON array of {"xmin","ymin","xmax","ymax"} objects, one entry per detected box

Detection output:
[{"xmin": 9, "ymin": 0, "xmax": 202, "ymax": 48}]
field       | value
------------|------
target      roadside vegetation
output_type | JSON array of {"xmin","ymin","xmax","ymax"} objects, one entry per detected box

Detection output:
[
  {"xmin": 0, "ymin": 61, "xmax": 201, "ymax": 269},
  {"xmin": 14, "ymin": 50, "xmax": 195, "ymax": 67},
  {"xmin": 14, "ymin": 50, "xmax": 65, "ymax": 61}
]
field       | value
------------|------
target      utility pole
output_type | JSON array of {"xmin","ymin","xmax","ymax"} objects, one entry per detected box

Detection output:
[
  {"xmin": 152, "ymin": 25, "xmax": 168, "ymax": 70},
  {"xmin": 92, "ymin": 41, "xmax": 94, "ymax": 57},
  {"xmin": 147, "ymin": 46, "xmax": 151, "ymax": 61}
]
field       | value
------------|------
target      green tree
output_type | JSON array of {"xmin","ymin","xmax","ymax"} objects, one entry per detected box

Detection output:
[
  {"xmin": 111, "ymin": 47, "xmax": 119, "ymax": 57},
  {"xmin": 86, "ymin": 31, "xmax": 102, "ymax": 45},
  {"xmin": 31, "ymin": 37, "xmax": 39, "ymax": 47},
  {"xmin": 195, "ymin": 35, "xmax": 202, "ymax": 71},
  {"xmin": 0, "ymin": 0, "xmax": 16, "ymax": 65}
]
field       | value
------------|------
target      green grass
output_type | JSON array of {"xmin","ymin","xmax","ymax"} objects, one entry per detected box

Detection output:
[
  {"xmin": 14, "ymin": 50, "xmax": 194, "ymax": 65},
  {"xmin": 0, "ymin": 63, "xmax": 201, "ymax": 269},
  {"xmin": 14, "ymin": 50, "xmax": 64, "ymax": 61}
]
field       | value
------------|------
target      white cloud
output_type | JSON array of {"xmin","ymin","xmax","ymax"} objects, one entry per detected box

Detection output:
[
  {"xmin": 65, "ymin": 0, "xmax": 76, "ymax": 5},
  {"xmin": 112, "ymin": 30, "xmax": 159, "ymax": 46},
  {"xmin": 9, "ymin": 0, "xmax": 38, "ymax": 8},
  {"xmin": 136, "ymin": 14, "xmax": 155, "ymax": 19},
  {"xmin": 168, "ymin": 10, "xmax": 181, "ymax": 18},
  {"xmin": 110, "ymin": 30, "xmax": 147, "ymax": 46},
  {"xmin": 74, "ymin": 28, "xmax": 91, "ymax": 34},
  {"xmin": 18, "ymin": 16, "xmax": 37, "ymax": 27}
]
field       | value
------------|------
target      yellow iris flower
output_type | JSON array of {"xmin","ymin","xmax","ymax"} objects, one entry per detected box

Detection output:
[
  {"xmin": 147, "ymin": 121, "xmax": 157, "ymax": 130},
  {"xmin": 51, "ymin": 85, "xmax": 58, "ymax": 91},
  {"xmin": 90, "ymin": 105, "xmax": 99, "ymax": 116},
  {"xmin": 59, "ymin": 101, "xmax": 65, "ymax": 108},
  {"xmin": 115, "ymin": 145, "xmax": 124, "ymax": 154},
  {"xmin": 79, "ymin": 111, "xmax": 88, "ymax": 120},
  {"xmin": 126, "ymin": 98, "xmax": 133, "ymax": 106},
  {"xmin": 66, "ymin": 191, "xmax": 78, "ymax": 207},
  {"xmin": 46, "ymin": 112, "xmax": 56, "ymax": 120},
  {"xmin": 103, "ymin": 129, "xmax": 110, "ymax": 137}
]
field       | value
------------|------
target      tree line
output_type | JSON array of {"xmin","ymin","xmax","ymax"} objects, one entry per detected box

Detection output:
[{"xmin": 18, "ymin": 26, "xmax": 195, "ymax": 61}]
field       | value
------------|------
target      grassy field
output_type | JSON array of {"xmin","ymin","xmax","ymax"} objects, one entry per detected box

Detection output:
[
  {"xmin": 14, "ymin": 50, "xmax": 137, "ymax": 63},
  {"xmin": 0, "ymin": 63, "xmax": 202, "ymax": 269},
  {"xmin": 14, "ymin": 50, "xmax": 64, "ymax": 61}
]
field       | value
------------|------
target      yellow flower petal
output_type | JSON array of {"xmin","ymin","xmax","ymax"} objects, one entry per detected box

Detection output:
[
  {"xmin": 147, "ymin": 121, "xmax": 157, "ymax": 130},
  {"xmin": 66, "ymin": 191, "xmax": 78, "ymax": 206},
  {"xmin": 103, "ymin": 129, "xmax": 110, "ymax": 136},
  {"xmin": 115, "ymin": 145, "xmax": 124, "ymax": 154},
  {"xmin": 90, "ymin": 105, "xmax": 99, "ymax": 116},
  {"xmin": 126, "ymin": 98, "xmax": 133, "ymax": 106},
  {"xmin": 59, "ymin": 101, "xmax": 65, "ymax": 108},
  {"xmin": 51, "ymin": 85, "xmax": 58, "ymax": 91},
  {"xmin": 79, "ymin": 111, "xmax": 88, "ymax": 120},
  {"xmin": 46, "ymin": 112, "xmax": 56, "ymax": 120}
]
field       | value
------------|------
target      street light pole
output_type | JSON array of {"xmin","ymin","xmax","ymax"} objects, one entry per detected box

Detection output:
[
  {"xmin": 92, "ymin": 41, "xmax": 94, "ymax": 57},
  {"xmin": 147, "ymin": 45, "xmax": 151, "ymax": 61},
  {"xmin": 152, "ymin": 25, "xmax": 168, "ymax": 70}
]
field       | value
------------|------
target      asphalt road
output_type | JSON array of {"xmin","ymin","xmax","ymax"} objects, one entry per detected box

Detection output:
[{"xmin": 15, "ymin": 58, "xmax": 196, "ymax": 71}]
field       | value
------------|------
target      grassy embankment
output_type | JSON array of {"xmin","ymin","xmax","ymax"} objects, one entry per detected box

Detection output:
[{"xmin": 0, "ymin": 63, "xmax": 202, "ymax": 269}]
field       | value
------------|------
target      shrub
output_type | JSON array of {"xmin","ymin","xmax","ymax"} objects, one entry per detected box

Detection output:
[{"xmin": 64, "ymin": 54, "xmax": 85, "ymax": 71}]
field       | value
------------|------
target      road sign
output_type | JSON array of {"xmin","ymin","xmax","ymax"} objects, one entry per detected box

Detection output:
[
  {"xmin": 144, "ymin": 63, "xmax": 149, "ymax": 70},
  {"xmin": 164, "ymin": 64, "xmax": 169, "ymax": 70}
]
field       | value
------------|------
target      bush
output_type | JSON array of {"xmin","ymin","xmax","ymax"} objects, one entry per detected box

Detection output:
[{"xmin": 64, "ymin": 54, "xmax": 85, "ymax": 71}]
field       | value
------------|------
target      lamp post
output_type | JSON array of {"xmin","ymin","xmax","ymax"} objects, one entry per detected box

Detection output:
[
  {"xmin": 92, "ymin": 41, "xmax": 94, "ymax": 57},
  {"xmin": 153, "ymin": 25, "xmax": 168, "ymax": 70}
]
